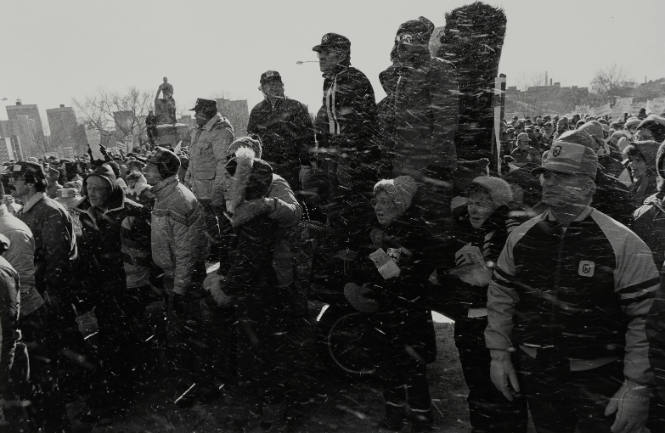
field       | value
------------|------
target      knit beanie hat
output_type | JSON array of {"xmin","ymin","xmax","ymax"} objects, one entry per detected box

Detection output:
[
  {"xmin": 226, "ymin": 136, "xmax": 263, "ymax": 159},
  {"xmin": 470, "ymin": 176, "xmax": 513, "ymax": 207},
  {"xmin": 373, "ymin": 175, "xmax": 418, "ymax": 214}
]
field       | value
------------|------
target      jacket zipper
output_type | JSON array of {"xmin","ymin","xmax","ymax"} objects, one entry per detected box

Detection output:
[{"xmin": 551, "ymin": 225, "xmax": 566, "ymax": 348}]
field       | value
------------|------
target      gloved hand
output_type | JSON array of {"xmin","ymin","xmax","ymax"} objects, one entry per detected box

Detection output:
[
  {"xmin": 231, "ymin": 198, "xmax": 274, "ymax": 227},
  {"xmin": 203, "ymin": 273, "xmax": 233, "ymax": 307},
  {"xmin": 604, "ymin": 380, "xmax": 651, "ymax": 433},
  {"xmin": 489, "ymin": 349, "xmax": 520, "ymax": 401}
]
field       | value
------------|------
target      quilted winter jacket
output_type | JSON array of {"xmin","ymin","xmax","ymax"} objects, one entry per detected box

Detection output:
[
  {"xmin": 150, "ymin": 176, "xmax": 207, "ymax": 295},
  {"xmin": 185, "ymin": 113, "xmax": 235, "ymax": 205}
]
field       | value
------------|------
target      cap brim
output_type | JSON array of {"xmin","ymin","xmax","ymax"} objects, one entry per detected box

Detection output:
[{"xmin": 312, "ymin": 44, "xmax": 322, "ymax": 52}]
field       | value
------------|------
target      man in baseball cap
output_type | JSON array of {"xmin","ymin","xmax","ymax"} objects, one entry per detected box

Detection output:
[
  {"xmin": 487, "ymin": 127, "xmax": 660, "ymax": 433},
  {"xmin": 247, "ymin": 69, "xmax": 315, "ymax": 189},
  {"xmin": 312, "ymin": 32, "xmax": 351, "ymax": 54}
]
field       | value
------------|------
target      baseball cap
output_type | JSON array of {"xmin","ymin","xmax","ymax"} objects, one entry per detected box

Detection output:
[
  {"xmin": 189, "ymin": 98, "xmax": 217, "ymax": 113},
  {"xmin": 533, "ymin": 135, "xmax": 598, "ymax": 179},
  {"xmin": 260, "ymin": 70, "xmax": 282, "ymax": 85},
  {"xmin": 312, "ymin": 33, "xmax": 351, "ymax": 53}
]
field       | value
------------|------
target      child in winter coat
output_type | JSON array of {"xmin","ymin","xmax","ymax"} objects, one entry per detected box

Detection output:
[{"xmin": 343, "ymin": 175, "xmax": 437, "ymax": 432}]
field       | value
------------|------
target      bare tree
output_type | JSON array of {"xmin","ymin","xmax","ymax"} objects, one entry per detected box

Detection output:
[
  {"xmin": 590, "ymin": 65, "xmax": 633, "ymax": 95},
  {"xmin": 73, "ymin": 87, "xmax": 152, "ymax": 148}
]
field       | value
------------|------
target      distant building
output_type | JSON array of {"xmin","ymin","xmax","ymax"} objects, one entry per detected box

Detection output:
[
  {"xmin": 6, "ymin": 100, "xmax": 47, "ymax": 153},
  {"xmin": 73, "ymin": 124, "xmax": 89, "ymax": 156},
  {"xmin": 216, "ymin": 98, "xmax": 249, "ymax": 136},
  {"xmin": 0, "ymin": 120, "xmax": 10, "ymax": 138},
  {"xmin": 11, "ymin": 115, "xmax": 41, "ymax": 158},
  {"xmin": 47, "ymin": 104, "xmax": 85, "ymax": 157},
  {"xmin": 505, "ymin": 81, "xmax": 595, "ymax": 118},
  {"xmin": 0, "ymin": 137, "xmax": 12, "ymax": 161}
]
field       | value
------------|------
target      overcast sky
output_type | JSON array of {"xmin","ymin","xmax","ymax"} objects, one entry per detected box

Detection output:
[{"xmin": 1, "ymin": 0, "xmax": 664, "ymax": 126}]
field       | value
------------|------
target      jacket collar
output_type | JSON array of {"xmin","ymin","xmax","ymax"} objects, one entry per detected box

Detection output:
[
  {"xmin": 199, "ymin": 112, "xmax": 225, "ymax": 132},
  {"xmin": 543, "ymin": 205, "xmax": 593, "ymax": 223},
  {"xmin": 22, "ymin": 192, "xmax": 46, "ymax": 214},
  {"xmin": 150, "ymin": 175, "xmax": 178, "ymax": 199}
]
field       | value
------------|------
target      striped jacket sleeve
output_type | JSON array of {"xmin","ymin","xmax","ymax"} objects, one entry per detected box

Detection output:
[
  {"xmin": 484, "ymin": 227, "xmax": 521, "ymax": 351},
  {"xmin": 613, "ymin": 228, "xmax": 660, "ymax": 385}
]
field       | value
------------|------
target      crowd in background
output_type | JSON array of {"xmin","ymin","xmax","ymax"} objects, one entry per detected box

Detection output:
[{"xmin": 0, "ymin": 14, "xmax": 664, "ymax": 433}]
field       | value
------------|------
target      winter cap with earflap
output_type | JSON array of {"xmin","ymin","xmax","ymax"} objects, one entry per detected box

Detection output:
[
  {"xmin": 577, "ymin": 121, "xmax": 606, "ymax": 150},
  {"xmin": 470, "ymin": 176, "xmax": 513, "ymax": 207},
  {"xmin": 84, "ymin": 163, "xmax": 117, "ymax": 194},
  {"xmin": 147, "ymin": 146, "xmax": 181, "ymax": 179},
  {"xmin": 373, "ymin": 176, "xmax": 418, "ymax": 214},
  {"xmin": 226, "ymin": 136, "xmax": 263, "ymax": 159}
]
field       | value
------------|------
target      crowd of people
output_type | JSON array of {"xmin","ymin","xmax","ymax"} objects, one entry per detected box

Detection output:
[{"xmin": 0, "ymin": 17, "xmax": 664, "ymax": 433}]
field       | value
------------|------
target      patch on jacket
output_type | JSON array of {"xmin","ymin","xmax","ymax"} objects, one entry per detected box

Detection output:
[{"xmin": 578, "ymin": 260, "xmax": 595, "ymax": 277}]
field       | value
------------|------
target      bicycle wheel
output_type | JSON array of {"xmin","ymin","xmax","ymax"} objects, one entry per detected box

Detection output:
[{"xmin": 327, "ymin": 312, "xmax": 385, "ymax": 376}]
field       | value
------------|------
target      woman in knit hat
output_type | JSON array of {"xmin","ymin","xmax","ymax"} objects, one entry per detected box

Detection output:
[
  {"xmin": 342, "ymin": 175, "xmax": 438, "ymax": 432},
  {"xmin": 434, "ymin": 175, "xmax": 527, "ymax": 433}
]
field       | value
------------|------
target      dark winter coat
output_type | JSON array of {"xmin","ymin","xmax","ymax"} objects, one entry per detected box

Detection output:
[
  {"xmin": 433, "ymin": 205, "xmax": 509, "ymax": 321},
  {"xmin": 632, "ymin": 140, "xmax": 665, "ymax": 271},
  {"xmin": 74, "ymin": 175, "xmax": 151, "ymax": 305},
  {"xmin": 314, "ymin": 64, "xmax": 380, "ymax": 189},
  {"xmin": 347, "ymin": 210, "xmax": 438, "ymax": 363},
  {"xmin": 0, "ymin": 256, "xmax": 19, "ymax": 395},
  {"xmin": 223, "ymin": 214, "xmax": 279, "ymax": 320},
  {"xmin": 247, "ymin": 96, "xmax": 315, "ymax": 170},
  {"xmin": 592, "ymin": 168, "xmax": 634, "ymax": 226},
  {"xmin": 18, "ymin": 192, "xmax": 77, "ymax": 303},
  {"xmin": 378, "ymin": 49, "xmax": 459, "ymax": 179}
]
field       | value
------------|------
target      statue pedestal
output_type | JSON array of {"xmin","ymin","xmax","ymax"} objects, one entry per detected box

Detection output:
[{"xmin": 155, "ymin": 123, "xmax": 190, "ymax": 149}]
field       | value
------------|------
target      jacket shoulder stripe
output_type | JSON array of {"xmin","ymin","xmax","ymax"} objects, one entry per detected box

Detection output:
[{"xmin": 617, "ymin": 277, "xmax": 660, "ymax": 295}]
